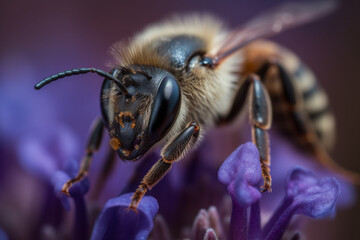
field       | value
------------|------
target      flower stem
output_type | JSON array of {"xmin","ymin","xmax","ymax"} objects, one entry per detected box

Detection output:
[
  {"xmin": 73, "ymin": 195, "xmax": 88, "ymax": 240},
  {"xmin": 248, "ymin": 200, "xmax": 261, "ymax": 240},
  {"xmin": 229, "ymin": 195, "xmax": 248, "ymax": 240},
  {"xmin": 262, "ymin": 199, "xmax": 293, "ymax": 240}
]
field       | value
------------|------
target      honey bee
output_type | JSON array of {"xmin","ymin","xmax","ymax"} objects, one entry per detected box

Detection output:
[{"xmin": 35, "ymin": 1, "xmax": 359, "ymax": 211}]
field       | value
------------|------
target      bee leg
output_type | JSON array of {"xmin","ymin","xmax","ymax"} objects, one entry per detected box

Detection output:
[
  {"xmin": 62, "ymin": 117, "xmax": 104, "ymax": 196},
  {"xmin": 129, "ymin": 122, "xmax": 200, "ymax": 212},
  {"xmin": 247, "ymin": 75, "xmax": 273, "ymax": 192},
  {"xmin": 259, "ymin": 61, "xmax": 360, "ymax": 183},
  {"xmin": 218, "ymin": 74, "xmax": 273, "ymax": 191}
]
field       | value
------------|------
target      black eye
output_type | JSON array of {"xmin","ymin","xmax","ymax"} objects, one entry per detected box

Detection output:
[{"xmin": 148, "ymin": 76, "xmax": 181, "ymax": 140}]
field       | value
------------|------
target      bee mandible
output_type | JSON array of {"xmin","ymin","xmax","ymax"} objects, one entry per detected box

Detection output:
[{"xmin": 35, "ymin": 1, "xmax": 359, "ymax": 211}]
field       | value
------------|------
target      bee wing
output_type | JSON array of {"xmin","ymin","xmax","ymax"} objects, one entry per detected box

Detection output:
[{"xmin": 209, "ymin": 1, "xmax": 337, "ymax": 65}]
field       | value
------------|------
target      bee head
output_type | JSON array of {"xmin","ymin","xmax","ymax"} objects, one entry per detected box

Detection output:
[{"xmin": 101, "ymin": 66, "xmax": 181, "ymax": 160}]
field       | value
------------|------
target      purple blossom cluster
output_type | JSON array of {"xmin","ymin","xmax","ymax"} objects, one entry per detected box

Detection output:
[{"xmin": 90, "ymin": 142, "xmax": 342, "ymax": 240}]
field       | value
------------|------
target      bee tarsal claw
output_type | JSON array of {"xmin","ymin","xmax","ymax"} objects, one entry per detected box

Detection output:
[
  {"xmin": 260, "ymin": 182, "xmax": 272, "ymax": 193},
  {"xmin": 126, "ymin": 204, "xmax": 138, "ymax": 214},
  {"xmin": 61, "ymin": 185, "xmax": 71, "ymax": 197}
]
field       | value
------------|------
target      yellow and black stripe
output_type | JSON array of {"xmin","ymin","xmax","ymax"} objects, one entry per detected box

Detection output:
[
  {"xmin": 291, "ymin": 62, "xmax": 335, "ymax": 151},
  {"xmin": 241, "ymin": 40, "xmax": 335, "ymax": 151}
]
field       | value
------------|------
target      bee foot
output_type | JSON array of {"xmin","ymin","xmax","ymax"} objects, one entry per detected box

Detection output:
[
  {"xmin": 260, "ymin": 178, "xmax": 272, "ymax": 192},
  {"xmin": 61, "ymin": 181, "xmax": 72, "ymax": 197}
]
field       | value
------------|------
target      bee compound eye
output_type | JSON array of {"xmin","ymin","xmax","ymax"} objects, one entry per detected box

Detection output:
[{"xmin": 148, "ymin": 76, "xmax": 181, "ymax": 140}]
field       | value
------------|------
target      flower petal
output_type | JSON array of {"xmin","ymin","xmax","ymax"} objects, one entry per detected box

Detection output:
[
  {"xmin": 17, "ymin": 125, "xmax": 79, "ymax": 180},
  {"xmin": 218, "ymin": 142, "xmax": 262, "ymax": 206},
  {"xmin": 18, "ymin": 137, "xmax": 58, "ymax": 180},
  {"xmin": 218, "ymin": 142, "xmax": 260, "ymax": 185},
  {"xmin": 218, "ymin": 142, "xmax": 263, "ymax": 240},
  {"xmin": 91, "ymin": 193, "xmax": 159, "ymax": 240},
  {"xmin": 203, "ymin": 228, "xmax": 219, "ymax": 240},
  {"xmin": 191, "ymin": 209, "xmax": 210, "ymax": 240},
  {"xmin": 51, "ymin": 169, "xmax": 89, "ymax": 211},
  {"xmin": 263, "ymin": 168, "xmax": 340, "ymax": 240},
  {"xmin": 51, "ymin": 167, "xmax": 90, "ymax": 240},
  {"xmin": 150, "ymin": 215, "xmax": 172, "ymax": 240},
  {"xmin": 262, "ymin": 131, "xmax": 356, "ymax": 209},
  {"xmin": 208, "ymin": 206, "xmax": 225, "ymax": 239},
  {"xmin": 287, "ymin": 168, "xmax": 339, "ymax": 218}
]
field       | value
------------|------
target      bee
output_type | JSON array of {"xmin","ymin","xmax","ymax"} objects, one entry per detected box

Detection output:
[{"xmin": 35, "ymin": 1, "xmax": 359, "ymax": 211}]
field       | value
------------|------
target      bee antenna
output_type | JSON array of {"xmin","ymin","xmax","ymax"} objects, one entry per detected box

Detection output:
[{"xmin": 34, "ymin": 67, "xmax": 129, "ymax": 96}]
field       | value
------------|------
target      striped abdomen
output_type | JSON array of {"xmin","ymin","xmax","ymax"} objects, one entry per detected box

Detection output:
[
  {"xmin": 279, "ymin": 48, "xmax": 335, "ymax": 151},
  {"xmin": 242, "ymin": 40, "xmax": 335, "ymax": 151}
]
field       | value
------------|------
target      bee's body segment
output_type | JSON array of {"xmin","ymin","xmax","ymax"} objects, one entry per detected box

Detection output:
[
  {"xmin": 240, "ymin": 40, "xmax": 335, "ymax": 151},
  {"xmin": 36, "ymin": 1, "xmax": 359, "ymax": 211}
]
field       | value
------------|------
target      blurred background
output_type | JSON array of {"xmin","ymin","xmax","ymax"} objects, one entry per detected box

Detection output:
[{"xmin": 0, "ymin": 0, "xmax": 359, "ymax": 239}]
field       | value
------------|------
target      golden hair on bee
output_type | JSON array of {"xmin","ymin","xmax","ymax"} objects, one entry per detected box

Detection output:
[{"xmin": 111, "ymin": 14, "xmax": 227, "ymax": 69}]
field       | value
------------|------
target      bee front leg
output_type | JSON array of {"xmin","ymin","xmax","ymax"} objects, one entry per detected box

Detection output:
[
  {"xmin": 62, "ymin": 117, "xmax": 104, "ymax": 196},
  {"xmin": 129, "ymin": 122, "xmax": 200, "ymax": 212}
]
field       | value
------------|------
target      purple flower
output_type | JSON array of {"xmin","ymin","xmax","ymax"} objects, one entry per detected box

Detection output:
[
  {"xmin": 216, "ymin": 142, "xmax": 340, "ymax": 240},
  {"xmin": 218, "ymin": 142, "xmax": 263, "ymax": 207},
  {"xmin": 218, "ymin": 142, "xmax": 263, "ymax": 239},
  {"xmin": 19, "ymin": 128, "xmax": 91, "ymax": 239},
  {"xmin": 91, "ymin": 193, "xmax": 159, "ymax": 240},
  {"xmin": 0, "ymin": 71, "xmax": 92, "ymax": 239},
  {"xmin": 262, "ymin": 168, "xmax": 339, "ymax": 240},
  {"xmin": 265, "ymin": 131, "xmax": 356, "ymax": 209},
  {"xmin": 147, "ymin": 141, "xmax": 343, "ymax": 240}
]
